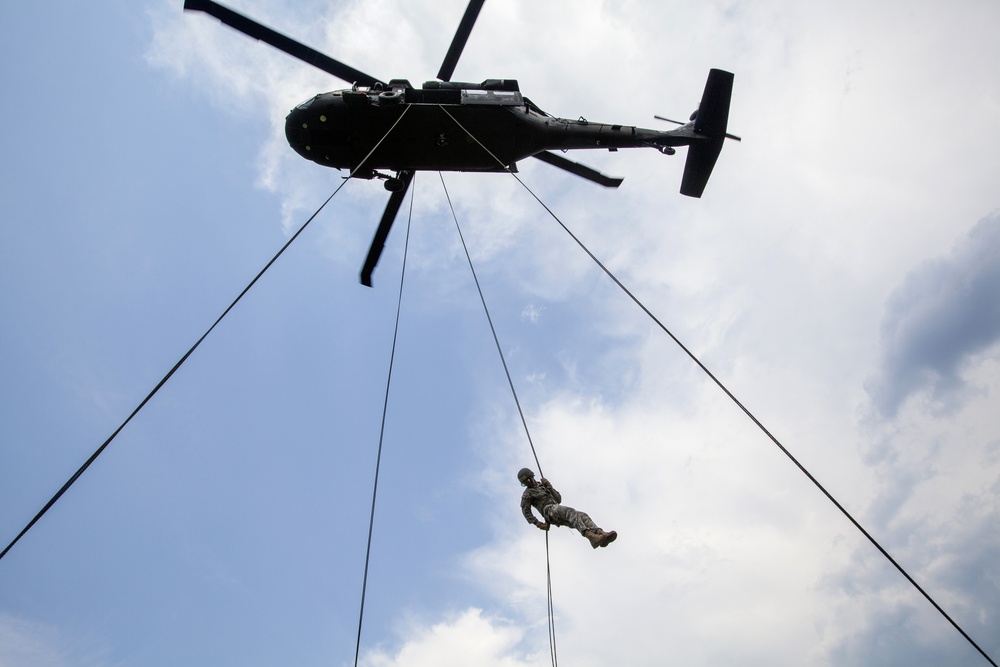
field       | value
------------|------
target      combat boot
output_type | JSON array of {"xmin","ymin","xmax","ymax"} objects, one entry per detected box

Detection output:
[
  {"xmin": 597, "ymin": 529, "xmax": 618, "ymax": 547},
  {"xmin": 583, "ymin": 530, "xmax": 603, "ymax": 549}
]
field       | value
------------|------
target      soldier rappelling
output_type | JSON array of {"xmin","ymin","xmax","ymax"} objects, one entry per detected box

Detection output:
[{"xmin": 518, "ymin": 468, "xmax": 617, "ymax": 549}]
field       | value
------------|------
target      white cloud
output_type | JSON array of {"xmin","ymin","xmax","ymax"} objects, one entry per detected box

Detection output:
[
  {"xmin": 359, "ymin": 608, "xmax": 544, "ymax": 667},
  {"xmin": 520, "ymin": 305, "xmax": 542, "ymax": 324}
]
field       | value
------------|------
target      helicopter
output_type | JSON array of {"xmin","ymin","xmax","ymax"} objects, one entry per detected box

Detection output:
[{"xmin": 184, "ymin": 0, "xmax": 739, "ymax": 286}]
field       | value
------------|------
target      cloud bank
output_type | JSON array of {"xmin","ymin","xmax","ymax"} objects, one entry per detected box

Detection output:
[{"xmin": 867, "ymin": 211, "xmax": 1000, "ymax": 418}]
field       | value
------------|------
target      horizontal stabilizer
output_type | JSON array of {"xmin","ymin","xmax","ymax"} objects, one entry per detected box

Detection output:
[
  {"xmin": 680, "ymin": 69, "xmax": 734, "ymax": 198},
  {"xmin": 679, "ymin": 138, "xmax": 724, "ymax": 198}
]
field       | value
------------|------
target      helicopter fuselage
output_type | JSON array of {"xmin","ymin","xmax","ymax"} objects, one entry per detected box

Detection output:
[
  {"xmin": 284, "ymin": 79, "xmax": 693, "ymax": 177},
  {"xmin": 183, "ymin": 0, "xmax": 734, "ymax": 285}
]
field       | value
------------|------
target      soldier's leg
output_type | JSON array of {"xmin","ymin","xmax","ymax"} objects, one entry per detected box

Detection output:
[{"xmin": 548, "ymin": 505, "xmax": 598, "ymax": 535}]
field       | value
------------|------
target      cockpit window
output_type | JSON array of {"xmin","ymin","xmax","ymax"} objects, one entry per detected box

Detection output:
[{"xmin": 296, "ymin": 96, "xmax": 317, "ymax": 110}]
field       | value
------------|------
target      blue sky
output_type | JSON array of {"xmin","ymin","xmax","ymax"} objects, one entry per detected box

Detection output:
[{"xmin": 2, "ymin": 1, "xmax": 999, "ymax": 666}]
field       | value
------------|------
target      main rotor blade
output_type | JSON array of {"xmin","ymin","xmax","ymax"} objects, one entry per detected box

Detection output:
[
  {"xmin": 436, "ymin": 0, "xmax": 486, "ymax": 82},
  {"xmin": 360, "ymin": 171, "xmax": 414, "ymax": 287},
  {"xmin": 533, "ymin": 151, "xmax": 624, "ymax": 188},
  {"xmin": 183, "ymin": 0, "xmax": 385, "ymax": 88}
]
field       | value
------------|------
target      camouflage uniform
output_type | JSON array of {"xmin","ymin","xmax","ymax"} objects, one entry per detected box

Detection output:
[{"xmin": 521, "ymin": 479, "xmax": 600, "ymax": 535}]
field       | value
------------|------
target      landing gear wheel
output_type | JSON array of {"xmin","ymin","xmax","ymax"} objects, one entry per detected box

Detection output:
[{"xmin": 384, "ymin": 177, "xmax": 405, "ymax": 192}]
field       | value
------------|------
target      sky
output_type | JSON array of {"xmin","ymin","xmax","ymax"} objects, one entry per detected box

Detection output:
[{"xmin": 1, "ymin": 0, "xmax": 999, "ymax": 666}]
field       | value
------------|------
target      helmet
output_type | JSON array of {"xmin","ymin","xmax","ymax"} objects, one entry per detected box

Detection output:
[{"xmin": 517, "ymin": 468, "xmax": 535, "ymax": 483}]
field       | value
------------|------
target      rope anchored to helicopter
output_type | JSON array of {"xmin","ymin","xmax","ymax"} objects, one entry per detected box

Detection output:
[
  {"xmin": 0, "ymin": 102, "xmax": 416, "ymax": 563},
  {"xmin": 439, "ymin": 172, "xmax": 568, "ymax": 667},
  {"xmin": 435, "ymin": 94, "xmax": 998, "ymax": 667}
]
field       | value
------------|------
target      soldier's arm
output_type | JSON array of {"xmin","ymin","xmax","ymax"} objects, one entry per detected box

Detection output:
[{"xmin": 521, "ymin": 493, "xmax": 542, "ymax": 526}]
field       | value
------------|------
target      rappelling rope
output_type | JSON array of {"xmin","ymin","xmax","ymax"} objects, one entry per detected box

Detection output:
[
  {"xmin": 0, "ymin": 184, "xmax": 343, "ymax": 563},
  {"xmin": 438, "ymin": 172, "xmax": 557, "ymax": 667},
  {"xmin": 437, "ymin": 173, "xmax": 543, "ymax": 477},
  {"xmin": 0, "ymin": 105, "xmax": 414, "ymax": 564},
  {"xmin": 545, "ymin": 532, "xmax": 559, "ymax": 667},
  {"xmin": 353, "ymin": 175, "xmax": 417, "ymax": 667},
  {"xmin": 436, "ymin": 105, "xmax": 997, "ymax": 667}
]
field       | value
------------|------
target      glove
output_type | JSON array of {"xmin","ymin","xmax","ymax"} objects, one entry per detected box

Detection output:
[
  {"xmin": 540, "ymin": 477, "xmax": 552, "ymax": 487},
  {"xmin": 536, "ymin": 522, "xmax": 550, "ymax": 531}
]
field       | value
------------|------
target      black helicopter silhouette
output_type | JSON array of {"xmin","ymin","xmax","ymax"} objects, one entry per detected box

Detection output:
[{"xmin": 184, "ymin": 0, "xmax": 739, "ymax": 286}]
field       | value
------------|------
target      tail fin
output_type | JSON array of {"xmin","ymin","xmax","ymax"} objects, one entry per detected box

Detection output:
[{"xmin": 680, "ymin": 69, "xmax": 735, "ymax": 198}]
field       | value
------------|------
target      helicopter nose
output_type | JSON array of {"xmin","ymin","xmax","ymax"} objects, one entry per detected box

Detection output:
[
  {"xmin": 285, "ymin": 92, "xmax": 352, "ymax": 167},
  {"xmin": 285, "ymin": 92, "xmax": 345, "ymax": 159},
  {"xmin": 285, "ymin": 105, "xmax": 314, "ymax": 156}
]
